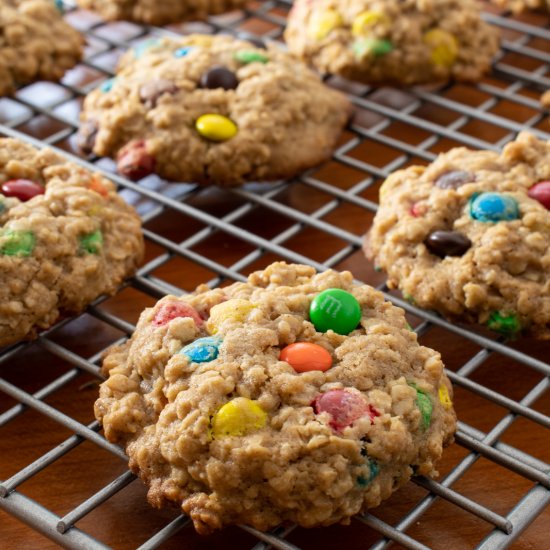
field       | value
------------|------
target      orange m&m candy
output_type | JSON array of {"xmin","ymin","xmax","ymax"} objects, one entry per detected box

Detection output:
[{"xmin": 280, "ymin": 342, "xmax": 332, "ymax": 373}]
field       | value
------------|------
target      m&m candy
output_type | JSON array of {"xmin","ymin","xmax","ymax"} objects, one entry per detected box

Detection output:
[
  {"xmin": 351, "ymin": 11, "xmax": 388, "ymax": 36},
  {"xmin": 353, "ymin": 37, "xmax": 393, "ymax": 59},
  {"xmin": 470, "ymin": 192, "xmax": 520, "ymax": 222},
  {"xmin": 211, "ymin": 397, "xmax": 267, "ymax": 439},
  {"xmin": 200, "ymin": 67, "xmax": 239, "ymax": 90},
  {"xmin": 528, "ymin": 181, "xmax": 550, "ymax": 210},
  {"xmin": 309, "ymin": 288, "xmax": 361, "ymax": 335},
  {"xmin": 280, "ymin": 342, "xmax": 332, "ymax": 373},
  {"xmin": 409, "ymin": 383, "xmax": 433, "ymax": 430},
  {"xmin": 207, "ymin": 299, "xmax": 255, "ymax": 334},
  {"xmin": 313, "ymin": 389, "xmax": 378, "ymax": 431},
  {"xmin": 424, "ymin": 230, "xmax": 471, "ymax": 258},
  {"xmin": 423, "ymin": 29, "xmax": 458, "ymax": 67},
  {"xmin": 152, "ymin": 301, "xmax": 203, "ymax": 327},
  {"xmin": 173, "ymin": 46, "xmax": 194, "ymax": 58},
  {"xmin": 0, "ymin": 229, "xmax": 35, "ymax": 257},
  {"xmin": 79, "ymin": 229, "xmax": 103, "ymax": 254},
  {"xmin": 100, "ymin": 78, "xmax": 115, "ymax": 93},
  {"xmin": 438, "ymin": 384, "xmax": 453, "ymax": 410},
  {"xmin": 195, "ymin": 114, "xmax": 238, "ymax": 142},
  {"xmin": 1, "ymin": 179, "xmax": 44, "ymax": 202},
  {"xmin": 234, "ymin": 50, "xmax": 268, "ymax": 64},
  {"xmin": 434, "ymin": 170, "xmax": 475, "ymax": 190},
  {"xmin": 357, "ymin": 458, "xmax": 379, "ymax": 487},
  {"xmin": 307, "ymin": 9, "xmax": 343, "ymax": 40},
  {"xmin": 487, "ymin": 311, "xmax": 521, "ymax": 336},
  {"xmin": 180, "ymin": 336, "xmax": 222, "ymax": 363}
]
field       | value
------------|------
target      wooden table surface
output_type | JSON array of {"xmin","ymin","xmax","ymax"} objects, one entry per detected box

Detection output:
[{"xmin": 1, "ymin": 2, "xmax": 549, "ymax": 549}]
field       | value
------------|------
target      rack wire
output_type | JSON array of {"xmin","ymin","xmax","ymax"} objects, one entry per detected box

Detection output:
[{"xmin": 0, "ymin": 1, "xmax": 549, "ymax": 548}]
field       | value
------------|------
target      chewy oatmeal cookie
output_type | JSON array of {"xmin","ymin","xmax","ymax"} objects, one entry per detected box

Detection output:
[
  {"xmin": 285, "ymin": 0, "xmax": 500, "ymax": 86},
  {"xmin": 76, "ymin": 0, "xmax": 249, "ymax": 25},
  {"xmin": 77, "ymin": 34, "xmax": 352, "ymax": 186},
  {"xmin": 0, "ymin": 0, "xmax": 83, "ymax": 96},
  {"xmin": 490, "ymin": 0, "xmax": 550, "ymax": 12},
  {"xmin": 95, "ymin": 262, "xmax": 456, "ymax": 534},
  {"xmin": 0, "ymin": 138, "xmax": 144, "ymax": 347},
  {"xmin": 365, "ymin": 132, "xmax": 550, "ymax": 340}
]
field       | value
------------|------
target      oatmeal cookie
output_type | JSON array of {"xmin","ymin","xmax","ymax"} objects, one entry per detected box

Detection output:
[
  {"xmin": 285, "ymin": 0, "xmax": 500, "ymax": 86},
  {"xmin": 365, "ymin": 132, "xmax": 550, "ymax": 340},
  {"xmin": 95, "ymin": 262, "xmax": 456, "ymax": 534},
  {"xmin": 0, "ymin": 0, "xmax": 83, "ymax": 96},
  {"xmin": 76, "ymin": 0, "xmax": 249, "ymax": 25},
  {"xmin": 0, "ymin": 138, "xmax": 144, "ymax": 347},
  {"xmin": 77, "ymin": 34, "xmax": 352, "ymax": 186},
  {"xmin": 490, "ymin": 0, "xmax": 550, "ymax": 12}
]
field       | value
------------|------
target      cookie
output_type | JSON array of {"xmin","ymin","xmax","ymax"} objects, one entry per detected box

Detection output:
[
  {"xmin": 490, "ymin": 0, "xmax": 549, "ymax": 12},
  {"xmin": 77, "ymin": 34, "xmax": 352, "ymax": 186},
  {"xmin": 95, "ymin": 262, "xmax": 456, "ymax": 534},
  {"xmin": 0, "ymin": 138, "xmax": 144, "ymax": 347},
  {"xmin": 76, "ymin": 0, "xmax": 249, "ymax": 25},
  {"xmin": 365, "ymin": 132, "xmax": 550, "ymax": 340},
  {"xmin": 0, "ymin": 0, "xmax": 83, "ymax": 96},
  {"xmin": 284, "ymin": 0, "xmax": 500, "ymax": 86}
]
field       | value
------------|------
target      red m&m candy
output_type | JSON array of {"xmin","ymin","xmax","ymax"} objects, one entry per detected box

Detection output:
[
  {"xmin": 313, "ymin": 389, "xmax": 379, "ymax": 431},
  {"xmin": 280, "ymin": 342, "xmax": 332, "ymax": 373},
  {"xmin": 528, "ymin": 181, "xmax": 550, "ymax": 210},
  {"xmin": 152, "ymin": 301, "xmax": 203, "ymax": 327},
  {"xmin": 1, "ymin": 179, "xmax": 44, "ymax": 202}
]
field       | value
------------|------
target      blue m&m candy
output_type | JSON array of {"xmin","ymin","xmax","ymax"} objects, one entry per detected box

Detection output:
[
  {"xmin": 469, "ymin": 192, "xmax": 520, "ymax": 222},
  {"xmin": 180, "ymin": 336, "xmax": 222, "ymax": 363},
  {"xmin": 100, "ymin": 78, "xmax": 115, "ymax": 93},
  {"xmin": 357, "ymin": 458, "xmax": 379, "ymax": 487},
  {"xmin": 174, "ymin": 46, "xmax": 194, "ymax": 58}
]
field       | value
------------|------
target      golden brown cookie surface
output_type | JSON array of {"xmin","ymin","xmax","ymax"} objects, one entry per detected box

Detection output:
[
  {"xmin": 0, "ymin": 139, "xmax": 144, "ymax": 347},
  {"xmin": 95, "ymin": 262, "xmax": 456, "ymax": 534}
]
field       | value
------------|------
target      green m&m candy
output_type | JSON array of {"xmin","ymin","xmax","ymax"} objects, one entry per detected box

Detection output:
[
  {"xmin": 408, "ymin": 382, "xmax": 433, "ymax": 431},
  {"xmin": 233, "ymin": 50, "xmax": 268, "ymax": 64},
  {"xmin": 487, "ymin": 311, "xmax": 521, "ymax": 337},
  {"xmin": 309, "ymin": 288, "xmax": 361, "ymax": 335},
  {"xmin": 79, "ymin": 229, "xmax": 103, "ymax": 254},
  {"xmin": 0, "ymin": 229, "xmax": 35, "ymax": 256}
]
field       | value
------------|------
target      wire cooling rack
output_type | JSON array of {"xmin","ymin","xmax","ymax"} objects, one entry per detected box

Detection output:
[{"xmin": 0, "ymin": 1, "xmax": 549, "ymax": 549}]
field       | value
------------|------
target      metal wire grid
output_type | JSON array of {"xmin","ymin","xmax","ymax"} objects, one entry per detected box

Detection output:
[{"xmin": 0, "ymin": 1, "xmax": 548, "ymax": 548}]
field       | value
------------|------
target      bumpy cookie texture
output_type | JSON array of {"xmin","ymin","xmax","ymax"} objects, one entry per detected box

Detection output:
[
  {"xmin": 76, "ymin": 0, "xmax": 249, "ymax": 25},
  {"xmin": 365, "ymin": 132, "xmax": 550, "ymax": 340},
  {"xmin": 285, "ymin": 0, "xmax": 499, "ymax": 86},
  {"xmin": 77, "ymin": 34, "xmax": 352, "ymax": 186},
  {"xmin": 490, "ymin": 0, "xmax": 550, "ymax": 12},
  {"xmin": 95, "ymin": 262, "xmax": 456, "ymax": 534},
  {"xmin": 0, "ymin": 0, "xmax": 83, "ymax": 96},
  {"xmin": 0, "ymin": 139, "xmax": 144, "ymax": 347}
]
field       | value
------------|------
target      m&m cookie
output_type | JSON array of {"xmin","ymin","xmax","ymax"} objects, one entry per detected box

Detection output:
[
  {"xmin": 77, "ymin": 34, "xmax": 352, "ymax": 186},
  {"xmin": 365, "ymin": 132, "xmax": 550, "ymax": 340},
  {"xmin": 0, "ymin": 138, "xmax": 144, "ymax": 347},
  {"xmin": 0, "ymin": 0, "xmax": 83, "ymax": 96},
  {"xmin": 76, "ymin": 0, "xmax": 250, "ymax": 25},
  {"xmin": 95, "ymin": 262, "xmax": 456, "ymax": 534},
  {"xmin": 285, "ymin": 0, "xmax": 499, "ymax": 86}
]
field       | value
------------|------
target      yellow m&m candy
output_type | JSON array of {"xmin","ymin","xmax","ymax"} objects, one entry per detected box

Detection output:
[
  {"xmin": 195, "ymin": 114, "xmax": 238, "ymax": 142},
  {"xmin": 438, "ymin": 384, "xmax": 453, "ymax": 410},
  {"xmin": 207, "ymin": 299, "xmax": 256, "ymax": 334},
  {"xmin": 307, "ymin": 9, "xmax": 343, "ymax": 40},
  {"xmin": 352, "ymin": 11, "xmax": 389, "ymax": 37},
  {"xmin": 423, "ymin": 29, "xmax": 458, "ymax": 68},
  {"xmin": 211, "ymin": 397, "xmax": 267, "ymax": 439}
]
